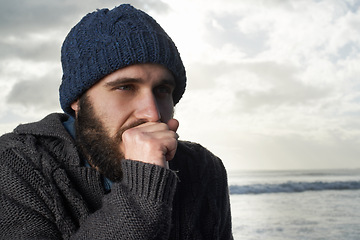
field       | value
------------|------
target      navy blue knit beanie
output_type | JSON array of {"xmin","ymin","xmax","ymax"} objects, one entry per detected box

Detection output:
[{"xmin": 60, "ymin": 4, "xmax": 186, "ymax": 116}]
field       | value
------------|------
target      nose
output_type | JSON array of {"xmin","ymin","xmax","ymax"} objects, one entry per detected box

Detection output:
[{"xmin": 134, "ymin": 92, "xmax": 161, "ymax": 122}]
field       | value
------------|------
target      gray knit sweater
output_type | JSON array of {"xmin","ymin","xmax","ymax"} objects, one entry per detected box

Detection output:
[{"xmin": 0, "ymin": 113, "xmax": 232, "ymax": 239}]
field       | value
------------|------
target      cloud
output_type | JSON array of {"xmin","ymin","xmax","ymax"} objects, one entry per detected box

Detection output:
[
  {"xmin": 186, "ymin": 60, "xmax": 329, "ymax": 109},
  {"xmin": 234, "ymin": 61, "xmax": 330, "ymax": 110},
  {"xmin": 0, "ymin": 37, "xmax": 59, "ymax": 62},
  {"xmin": 130, "ymin": 0, "xmax": 170, "ymax": 14},
  {"xmin": 1, "ymin": 0, "xmax": 360, "ymax": 170},
  {"xmin": 203, "ymin": 13, "xmax": 268, "ymax": 57},
  {"xmin": 6, "ymin": 74, "xmax": 60, "ymax": 111},
  {"xmin": 231, "ymin": 132, "xmax": 360, "ymax": 170},
  {"xmin": 0, "ymin": 0, "xmax": 81, "ymax": 36},
  {"xmin": 0, "ymin": 0, "xmax": 170, "ymax": 36}
]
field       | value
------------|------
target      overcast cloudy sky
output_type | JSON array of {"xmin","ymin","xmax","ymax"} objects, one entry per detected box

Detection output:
[{"xmin": 1, "ymin": 0, "xmax": 360, "ymax": 171}]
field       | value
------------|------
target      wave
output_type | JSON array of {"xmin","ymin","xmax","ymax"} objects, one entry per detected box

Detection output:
[{"xmin": 229, "ymin": 181, "xmax": 360, "ymax": 195}]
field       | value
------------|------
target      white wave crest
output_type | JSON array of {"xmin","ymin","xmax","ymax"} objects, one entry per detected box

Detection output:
[{"xmin": 229, "ymin": 181, "xmax": 360, "ymax": 195}]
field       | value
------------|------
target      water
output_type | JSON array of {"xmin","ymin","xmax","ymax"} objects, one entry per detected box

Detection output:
[{"xmin": 228, "ymin": 169, "xmax": 360, "ymax": 239}]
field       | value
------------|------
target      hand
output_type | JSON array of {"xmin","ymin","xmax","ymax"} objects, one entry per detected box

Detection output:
[{"xmin": 121, "ymin": 119, "xmax": 179, "ymax": 168}]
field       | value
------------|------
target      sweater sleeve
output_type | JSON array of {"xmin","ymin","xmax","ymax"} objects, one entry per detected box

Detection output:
[
  {"xmin": 0, "ymin": 147, "xmax": 65, "ymax": 239},
  {"xmin": 0, "ymin": 141, "xmax": 177, "ymax": 240},
  {"xmin": 70, "ymin": 159, "xmax": 178, "ymax": 240}
]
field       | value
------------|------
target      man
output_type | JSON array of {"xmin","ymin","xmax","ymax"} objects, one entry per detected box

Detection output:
[{"xmin": 0, "ymin": 4, "xmax": 232, "ymax": 239}]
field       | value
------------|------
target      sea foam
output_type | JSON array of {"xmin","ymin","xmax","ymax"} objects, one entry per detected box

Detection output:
[{"xmin": 229, "ymin": 180, "xmax": 360, "ymax": 194}]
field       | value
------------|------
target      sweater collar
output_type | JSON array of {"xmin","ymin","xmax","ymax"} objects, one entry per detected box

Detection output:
[{"xmin": 14, "ymin": 113, "xmax": 74, "ymax": 143}]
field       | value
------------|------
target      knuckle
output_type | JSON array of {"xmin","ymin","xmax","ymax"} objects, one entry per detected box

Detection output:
[{"xmin": 122, "ymin": 129, "xmax": 133, "ymax": 141}]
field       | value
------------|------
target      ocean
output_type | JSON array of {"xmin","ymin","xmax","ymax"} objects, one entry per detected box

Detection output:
[{"xmin": 228, "ymin": 169, "xmax": 360, "ymax": 240}]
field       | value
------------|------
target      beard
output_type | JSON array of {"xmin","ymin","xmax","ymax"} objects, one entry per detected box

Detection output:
[{"xmin": 74, "ymin": 94, "xmax": 146, "ymax": 182}]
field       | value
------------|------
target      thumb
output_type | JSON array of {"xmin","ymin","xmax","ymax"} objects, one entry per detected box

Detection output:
[{"xmin": 167, "ymin": 118, "xmax": 179, "ymax": 132}]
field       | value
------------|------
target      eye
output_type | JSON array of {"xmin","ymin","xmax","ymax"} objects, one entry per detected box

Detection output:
[
  {"xmin": 155, "ymin": 85, "xmax": 173, "ymax": 95},
  {"xmin": 115, "ymin": 85, "xmax": 134, "ymax": 91}
]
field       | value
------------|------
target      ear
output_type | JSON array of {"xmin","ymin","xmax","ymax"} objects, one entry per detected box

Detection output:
[{"xmin": 71, "ymin": 99, "xmax": 80, "ymax": 115}]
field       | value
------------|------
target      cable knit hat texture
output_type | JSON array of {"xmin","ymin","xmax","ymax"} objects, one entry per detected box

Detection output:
[{"xmin": 60, "ymin": 4, "xmax": 186, "ymax": 116}]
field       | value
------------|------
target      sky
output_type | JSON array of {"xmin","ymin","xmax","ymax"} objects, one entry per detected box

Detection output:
[{"xmin": 1, "ymin": 0, "xmax": 360, "ymax": 171}]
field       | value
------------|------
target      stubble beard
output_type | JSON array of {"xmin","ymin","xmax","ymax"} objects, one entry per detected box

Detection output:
[{"xmin": 74, "ymin": 94, "xmax": 146, "ymax": 182}]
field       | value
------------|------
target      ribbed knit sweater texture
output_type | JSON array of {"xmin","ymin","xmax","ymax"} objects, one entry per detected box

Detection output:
[{"xmin": 0, "ymin": 113, "xmax": 232, "ymax": 239}]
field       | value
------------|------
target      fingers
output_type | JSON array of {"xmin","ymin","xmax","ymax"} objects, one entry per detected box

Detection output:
[
  {"xmin": 167, "ymin": 118, "xmax": 179, "ymax": 132},
  {"xmin": 121, "ymin": 119, "xmax": 179, "ymax": 168}
]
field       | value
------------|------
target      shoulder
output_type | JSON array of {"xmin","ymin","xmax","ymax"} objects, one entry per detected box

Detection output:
[
  {"xmin": 13, "ymin": 113, "xmax": 70, "ymax": 138},
  {"xmin": 176, "ymin": 140, "xmax": 225, "ymax": 168},
  {"xmin": 0, "ymin": 113, "xmax": 79, "ymax": 172},
  {"xmin": 172, "ymin": 141, "xmax": 228, "ymax": 182},
  {"xmin": 1, "ymin": 113, "xmax": 71, "ymax": 153}
]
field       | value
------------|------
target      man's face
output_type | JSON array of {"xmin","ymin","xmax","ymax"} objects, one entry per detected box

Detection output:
[{"xmin": 72, "ymin": 63, "xmax": 176, "ymax": 181}]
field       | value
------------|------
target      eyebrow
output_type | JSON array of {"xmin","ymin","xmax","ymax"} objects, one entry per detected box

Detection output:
[
  {"xmin": 104, "ymin": 77, "xmax": 176, "ymax": 88},
  {"xmin": 104, "ymin": 78, "xmax": 142, "ymax": 88}
]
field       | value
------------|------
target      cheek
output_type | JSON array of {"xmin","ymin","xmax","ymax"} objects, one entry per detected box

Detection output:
[{"xmin": 92, "ymin": 97, "xmax": 130, "ymax": 135}]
